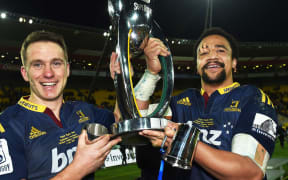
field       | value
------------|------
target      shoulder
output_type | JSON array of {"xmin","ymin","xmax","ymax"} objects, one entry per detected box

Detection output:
[
  {"xmin": 0, "ymin": 105, "xmax": 26, "ymax": 139},
  {"xmin": 235, "ymin": 84, "xmax": 260, "ymax": 95},
  {"xmin": 64, "ymin": 100, "xmax": 113, "ymax": 115},
  {"xmin": 173, "ymin": 88, "xmax": 199, "ymax": 99},
  {"xmin": 237, "ymin": 85, "xmax": 274, "ymax": 106},
  {"xmin": 0, "ymin": 104, "xmax": 23, "ymax": 123}
]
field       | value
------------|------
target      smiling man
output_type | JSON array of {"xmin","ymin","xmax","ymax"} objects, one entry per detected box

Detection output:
[
  {"xmin": 0, "ymin": 31, "xmax": 121, "ymax": 180},
  {"xmin": 110, "ymin": 27, "xmax": 278, "ymax": 180}
]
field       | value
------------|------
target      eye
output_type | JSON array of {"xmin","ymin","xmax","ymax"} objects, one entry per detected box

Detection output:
[
  {"xmin": 199, "ymin": 52, "xmax": 208, "ymax": 56},
  {"xmin": 217, "ymin": 49, "xmax": 226, "ymax": 53},
  {"xmin": 31, "ymin": 62, "xmax": 43, "ymax": 69},
  {"xmin": 52, "ymin": 60, "xmax": 64, "ymax": 68}
]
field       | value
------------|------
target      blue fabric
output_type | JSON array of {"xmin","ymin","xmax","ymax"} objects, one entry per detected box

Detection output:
[
  {"xmin": 163, "ymin": 84, "xmax": 278, "ymax": 180},
  {"xmin": 138, "ymin": 83, "xmax": 277, "ymax": 180},
  {"xmin": 0, "ymin": 98, "xmax": 115, "ymax": 180}
]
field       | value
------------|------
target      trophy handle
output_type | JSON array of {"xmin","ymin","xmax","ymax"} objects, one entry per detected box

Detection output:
[
  {"xmin": 148, "ymin": 20, "xmax": 174, "ymax": 118},
  {"xmin": 114, "ymin": 17, "xmax": 174, "ymax": 119}
]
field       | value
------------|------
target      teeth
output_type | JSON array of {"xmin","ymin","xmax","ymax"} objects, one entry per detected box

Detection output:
[
  {"xmin": 42, "ymin": 82, "xmax": 56, "ymax": 86},
  {"xmin": 208, "ymin": 65, "xmax": 220, "ymax": 68}
]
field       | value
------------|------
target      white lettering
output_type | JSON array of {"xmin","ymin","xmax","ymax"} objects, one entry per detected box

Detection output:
[
  {"xmin": 133, "ymin": 2, "xmax": 152, "ymax": 14},
  {"xmin": 209, "ymin": 130, "xmax": 222, "ymax": 146},
  {"xmin": 51, "ymin": 147, "xmax": 76, "ymax": 173},
  {"xmin": 0, "ymin": 139, "xmax": 13, "ymax": 175},
  {"xmin": 66, "ymin": 147, "xmax": 76, "ymax": 164},
  {"xmin": 199, "ymin": 129, "xmax": 222, "ymax": 146}
]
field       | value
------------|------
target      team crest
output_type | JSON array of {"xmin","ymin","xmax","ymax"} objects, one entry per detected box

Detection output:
[
  {"xmin": 76, "ymin": 110, "xmax": 89, "ymax": 123},
  {"xmin": 224, "ymin": 100, "xmax": 241, "ymax": 112}
]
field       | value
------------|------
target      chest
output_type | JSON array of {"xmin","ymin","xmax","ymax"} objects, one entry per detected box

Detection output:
[
  {"xmin": 22, "ymin": 110, "xmax": 91, "ymax": 177},
  {"xmin": 173, "ymin": 94, "xmax": 243, "ymax": 149}
]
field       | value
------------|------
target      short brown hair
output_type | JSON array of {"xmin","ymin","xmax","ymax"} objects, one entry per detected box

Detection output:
[{"xmin": 20, "ymin": 30, "xmax": 68, "ymax": 66}]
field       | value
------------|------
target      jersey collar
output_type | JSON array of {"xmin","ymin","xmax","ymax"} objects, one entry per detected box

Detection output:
[
  {"xmin": 17, "ymin": 96, "xmax": 47, "ymax": 112},
  {"xmin": 200, "ymin": 82, "xmax": 240, "ymax": 96}
]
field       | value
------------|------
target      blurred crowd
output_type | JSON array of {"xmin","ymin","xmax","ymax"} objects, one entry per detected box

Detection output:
[{"xmin": 1, "ymin": 83, "xmax": 288, "ymax": 118}]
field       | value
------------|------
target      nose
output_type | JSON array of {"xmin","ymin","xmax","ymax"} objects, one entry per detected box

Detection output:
[
  {"xmin": 209, "ymin": 49, "xmax": 218, "ymax": 59},
  {"xmin": 43, "ymin": 64, "xmax": 54, "ymax": 78}
]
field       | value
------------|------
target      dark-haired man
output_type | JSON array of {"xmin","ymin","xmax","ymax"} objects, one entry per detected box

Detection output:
[
  {"xmin": 111, "ymin": 27, "xmax": 278, "ymax": 179},
  {"xmin": 0, "ymin": 31, "xmax": 121, "ymax": 180}
]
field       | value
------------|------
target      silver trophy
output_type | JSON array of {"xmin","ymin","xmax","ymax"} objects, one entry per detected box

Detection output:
[
  {"xmin": 83, "ymin": 123, "xmax": 109, "ymax": 141},
  {"xmin": 108, "ymin": 0, "xmax": 174, "ymax": 145},
  {"xmin": 163, "ymin": 121, "xmax": 200, "ymax": 169}
]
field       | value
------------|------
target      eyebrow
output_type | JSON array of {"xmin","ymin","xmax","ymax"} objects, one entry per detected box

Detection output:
[{"xmin": 215, "ymin": 44, "xmax": 228, "ymax": 50}]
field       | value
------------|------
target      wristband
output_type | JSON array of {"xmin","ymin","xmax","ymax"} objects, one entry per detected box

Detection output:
[{"xmin": 134, "ymin": 69, "xmax": 161, "ymax": 101}]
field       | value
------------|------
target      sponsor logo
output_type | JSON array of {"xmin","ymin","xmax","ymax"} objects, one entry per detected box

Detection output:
[
  {"xmin": 218, "ymin": 82, "xmax": 240, "ymax": 95},
  {"xmin": 76, "ymin": 110, "xmax": 89, "ymax": 123},
  {"xmin": 199, "ymin": 129, "xmax": 222, "ymax": 146},
  {"xmin": 0, "ymin": 139, "xmax": 13, "ymax": 175},
  {"xmin": 18, "ymin": 98, "xmax": 46, "ymax": 112},
  {"xmin": 51, "ymin": 146, "xmax": 76, "ymax": 173},
  {"xmin": 29, "ymin": 126, "xmax": 47, "ymax": 139},
  {"xmin": 252, "ymin": 113, "xmax": 277, "ymax": 141},
  {"xmin": 224, "ymin": 100, "xmax": 241, "ymax": 112},
  {"xmin": 177, "ymin": 97, "xmax": 191, "ymax": 106}
]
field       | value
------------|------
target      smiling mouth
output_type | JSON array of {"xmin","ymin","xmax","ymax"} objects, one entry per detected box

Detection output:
[
  {"xmin": 203, "ymin": 62, "xmax": 225, "ymax": 70},
  {"xmin": 41, "ymin": 82, "xmax": 56, "ymax": 86}
]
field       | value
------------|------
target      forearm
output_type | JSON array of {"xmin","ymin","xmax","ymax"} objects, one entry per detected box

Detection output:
[
  {"xmin": 113, "ymin": 100, "xmax": 121, "ymax": 122},
  {"xmin": 134, "ymin": 69, "xmax": 160, "ymax": 110},
  {"xmin": 194, "ymin": 142, "xmax": 263, "ymax": 180},
  {"xmin": 50, "ymin": 162, "xmax": 86, "ymax": 180}
]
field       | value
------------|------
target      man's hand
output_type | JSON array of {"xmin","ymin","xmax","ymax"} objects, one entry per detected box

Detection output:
[
  {"xmin": 110, "ymin": 52, "xmax": 120, "ymax": 80},
  {"xmin": 144, "ymin": 38, "xmax": 170, "ymax": 75},
  {"xmin": 139, "ymin": 121, "xmax": 178, "ymax": 147},
  {"xmin": 73, "ymin": 130, "xmax": 121, "ymax": 174},
  {"xmin": 109, "ymin": 52, "xmax": 134, "ymax": 79},
  {"xmin": 54, "ymin": 130, "xmax": 121, "ymax": 179}
]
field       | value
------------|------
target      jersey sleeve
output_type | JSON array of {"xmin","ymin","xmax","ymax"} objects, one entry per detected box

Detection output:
[
  {"xmin": 0, "ymin": 115, "xmax": 27, "ymax": 179},
  {"xmin": 232, "ymin": 88, "xmax": 278, "ymax": 155}
]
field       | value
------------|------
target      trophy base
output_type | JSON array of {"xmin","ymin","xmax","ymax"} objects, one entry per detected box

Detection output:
[
  {"xmin": 163, "ymin": 155, "xmax": 191, "ymax": 170},
  {"xmin": 111, "ymin": 117, "xmax": 169, "ymax": 146}
]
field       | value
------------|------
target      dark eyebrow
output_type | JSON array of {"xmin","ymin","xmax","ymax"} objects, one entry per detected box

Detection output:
[
  {"xmin": 215, "ymin": 44, "xmax": 228, "ymax": 50},
  {"xmin": 30, "ymin": 59, "xmax": 42, "ymax": 64},
  {"xmin": 52, "ymin": 58, "xmax": 65, "ymax": 62}
]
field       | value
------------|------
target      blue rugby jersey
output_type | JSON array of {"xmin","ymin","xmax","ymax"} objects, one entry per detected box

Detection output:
[
  {"xmin": 0, "ymin": 97, "xmax": 115, "ymax": 180},
  {"xmin": 162, "ymin": 82, "xmax": 278, "ymax": 180}
]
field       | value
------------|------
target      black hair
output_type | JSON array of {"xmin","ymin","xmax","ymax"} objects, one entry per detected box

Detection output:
[{"xmin": 193, "ymin": 27, "xmax": 239, "ymax": 60}]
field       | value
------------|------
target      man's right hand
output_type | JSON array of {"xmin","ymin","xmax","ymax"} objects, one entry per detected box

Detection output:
[
  {"xmin": 52, "ymin": 130, "xmax": 121, "ymax": 179},
  {"xmin": 144, "ymin": 38, "xmax": 170, "ymax": 75},
  {"xmin": 72, "ymin": 130, "xmax": 121, "ymax": 175},
  {"xmin": 110, "ymin": 52, "xmax": 120, "ymax": 80}
]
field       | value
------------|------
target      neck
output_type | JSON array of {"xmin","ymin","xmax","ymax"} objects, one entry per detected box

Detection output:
[
  {"xmin": 201, "ymin": 78, "xmax": 234, "ymax": 96},
  {"xmin": 28, "ymin": 95, "xmax": 63, "ymax": 120}
]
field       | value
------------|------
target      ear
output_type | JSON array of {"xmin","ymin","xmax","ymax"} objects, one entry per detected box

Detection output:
[
  {"xmin": 66, "ymin": 63, "xmax": 70, "ymax": 77},
  {"xmin": 232, "ymin": 58, "xmax": 237, "ymax": 72},
  {"xmin": 20, "ymin": 66, "xmax": 29, "ymax": 82}
]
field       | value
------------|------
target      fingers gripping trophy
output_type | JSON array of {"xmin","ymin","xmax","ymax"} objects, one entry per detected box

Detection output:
[{"xmin": 108, "ymin": 0, "xmax": 174, "ymax": 145}]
